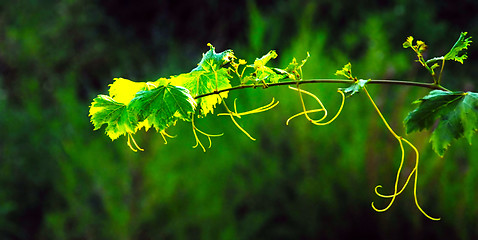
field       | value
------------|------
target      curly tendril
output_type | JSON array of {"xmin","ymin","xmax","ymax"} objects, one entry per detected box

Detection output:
[
  {"xmin": 217, "ymin": 98, "xmax": 279, "ymax": 118},
  {"xmin": 219, "ymin": 97, "xmax": 256, "ymax": 141},
  {"xmin": 159, "ymin": 130, "xmax": 176, "ymax": 144},
  {"xmin": 286, "ymin": 86, "xmax": 345, "ymax": 126},
  {"xmin": 191, "ymin": 114, "xmax": 224, "ymax": 152},
  {"xmin": 363, "ymin": 87, "xmax": 440, "ymax": 221},
  {"xmin": 127, "ymin": 133, "xmax": 144, "ymax": 152},
  {"xmin": 217, "ymin": 95, "xmax": 279, "ymax": 141}
]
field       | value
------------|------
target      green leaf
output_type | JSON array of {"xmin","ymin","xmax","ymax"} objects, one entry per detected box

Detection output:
[
  {"xmin": 281, "ymin": 52, "xmax": 310, "ymax": 81},
  {"xmin": 444, "ymin": 32, "xmax": 472, "ymax": 64},
  {"xmin": 253, "ymin": 50, "xmax": 278, "ymax": 68},
  {"xmin": 128, "ymin": 84, "xmax": 197, "ymax": 132},
  {"xmin": 339, "ymin": 79, "xmax": 370, "ymax": 98},
  {"xmin": 193, "ymin": 43, "xmax": 235, "ymax": 72},
  {"xmin": 254, "ymin": 66, "xmax": 287, "ymax": 84},
  {"xmin": 244, "ymin": 50, "xmax": 287, "ymax": 84},
  {"xmin": 89, "ymin": 95, "xmax": 137, "ymax": 140},
  {"xmin": 404, "ymin": 90, "xmax": 478, "ymax": 156}
]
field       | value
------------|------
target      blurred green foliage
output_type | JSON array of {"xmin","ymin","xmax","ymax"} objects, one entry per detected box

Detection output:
[{"xmin": 1, "ymin": 0, "xmax": 477, "ymax": 239}]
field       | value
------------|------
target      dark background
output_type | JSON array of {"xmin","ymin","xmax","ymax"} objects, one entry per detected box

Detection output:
[{"xmin": 1, "ymin": 0, "xmax": 478, "ymax": 239}]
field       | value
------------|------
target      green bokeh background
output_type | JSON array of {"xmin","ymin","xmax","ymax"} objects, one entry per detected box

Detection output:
[{"xmin": 1, "ymin": 0, "xmax": 477, "ymax": 239}]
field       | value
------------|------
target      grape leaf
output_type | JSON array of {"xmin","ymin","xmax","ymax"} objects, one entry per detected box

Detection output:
[
  {"xmin": 193, "ymin": 43, "xmax": 235, "ymax": 72},
  {"xmin": 253, "ymin": 67, "xmax": 287, "ymax": 84},
  {"xmin": 253, "ymin": 50, "xmax": 288, "ymax": 83},
  {"xmin": 171, "ymin": 44, "xmax": 234, "ymax": 116},
  {"xmin": 444, "ymin": 32, "xmax": 472, "ymax": 64},
  {"xmin": 278, "ymin": 52, "xmax": 310, "ymax": 81},
  {"xmin": 128, "ymin": 83, "xmax": 197, "ymax": 132},
  {"xmin": 242, "ymin": 50, "xmax": 292, "ymax": 84},
  {"xmin": 339, "ymin": 79, "xmax": 370, "ymax": 98},
  {"xmin": 404, "ymin": 90, "xmax": 478, "ymax": 156},
  {"xmin": 172, "ymin": 68, "xmax": 231, "ymax": 116},
  {"xmin": 89, "ymin": 95, "xmax": 137, "ymax": 140}
]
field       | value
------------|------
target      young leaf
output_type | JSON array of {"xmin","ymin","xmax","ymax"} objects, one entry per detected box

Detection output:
[
  {"xmin": 128, "ymin": 84, "xmax": 197, "ymax": 132},
  {"xmin": 335, "ymin": 63, "xmax": 353, "ymax": 79},
  {"xmin": 280, "ymin": 52, "xmax": 310, "ymax": 81},
  {"xmin": 254, "ymin": 66, "xmax": 287, "ymax": 84},
  {"xmin": 171, "ymin": 44, "xmax": 234, "ymax": 116},
  {"xmin": 443, "ymin": 32, "xmax": 472, "ymax": 64},
  {"xmin": 403, "ymin": 36, "xmax": 414, "ymax": 48},
  {"xmin": 339, "ymin": 79, "xmax": 370, "ymax": 98},
  {"xmin": 244, "ymin": 50, "xmax": 287, "ymax": 84},
  {"xmin": 404, "ymin": 90, "xmax": 478, "ymax": 156},
  {"xmin": 89, "ymin": 95, "xmax": 137, "ymax": 140},
  {"xmin": 416, "ymin": 40, "xmax": 428, "ymax": 53},
  {"xmin": 335, "ymin": 63, "xmax": 369, "ymax": 98},
  {"xmin": 193, "ymin": 43, "xmax": 235, "ymax": 72},
  {"xmin": 253, "ymin": 50, "xmax": 278, "ymax": 68}
]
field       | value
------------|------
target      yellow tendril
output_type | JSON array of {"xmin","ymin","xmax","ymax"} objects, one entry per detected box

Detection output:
[
  {"xmin": 313, "ymin": 90, "xmax": 345, "ymax": 126},
  {"xmin": 191, "ymin": 115, "xmax": 224, "ymax": 152},
  {"xmin": 403, "ymin": 138, "xmax": 441, "ymax": 221},
  {"xmin": 159, "ymin": 130, "xmax": 176, "ymax": 144},
  {"xmin": 287, "ymin": 86, "xmax": 344, "ymax": 126},
  {"xmin": 286, "ymin": 109, "xmax": 325, "ymax": 125},
  {"xmin": 217, "ymin": 96, "xmax": 257, "ymax": 141},
  {"xmin": 287, "ymin": 86, "xmax": 327, "ymax": 124},
  {"xmin": 371, "ymin": 137, "xmax": 404, "ymax": 212},
  {"xmin": 127, "ymin": 133, "xmax": 144, "ymax": 152},
  {"xmin": 374, "ymin": 167, "xmax": 416, "ymax": 198},
  {"xmin": 363, "ymin": 87, "xmax": 440, "ymax": 221},
  {"xmin": 217, "ymin": 98, "xmax": 279, "ymax": 118}
]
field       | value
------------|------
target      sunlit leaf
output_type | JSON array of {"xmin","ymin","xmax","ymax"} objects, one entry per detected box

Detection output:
[
  {"xmin": 108, "ymin": 77, "xmax": 167, "ymax": 104},
  {"xmin": 405, "ymin": 90, "xmax": 478, "ymax": 156},
  {"xmin": 108, "ymin": 78, "xmax": 148, "ymax": 104},
  {"xmin": 253, "ymin": 50, "xmax": 278, "ymax": 68},
  {"xmin": 89, "ymin": 95, "xmax": 136, "ymax": 140}
]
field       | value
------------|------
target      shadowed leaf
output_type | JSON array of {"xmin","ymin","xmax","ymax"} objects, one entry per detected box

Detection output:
[{"xmin": 405, "ymin": 90, "xmax": 478, "ymax": 156}]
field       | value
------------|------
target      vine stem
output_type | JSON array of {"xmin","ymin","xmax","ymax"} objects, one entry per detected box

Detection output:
[{"xmin": 194, "ymin": 79, "xmax": 448, "ymax": 99}]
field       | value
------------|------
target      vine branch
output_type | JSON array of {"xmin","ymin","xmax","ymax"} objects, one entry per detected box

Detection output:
[{"xmin": 194, "ymin": 78, "xmax": 448, "ymax": 99}]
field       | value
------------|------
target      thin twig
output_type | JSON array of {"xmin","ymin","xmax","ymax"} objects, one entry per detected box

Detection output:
[{"xmin": 194, "ymin": 78, "xmax": 448, "ymax": 99}]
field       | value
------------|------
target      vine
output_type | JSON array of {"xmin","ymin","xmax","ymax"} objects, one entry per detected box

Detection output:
[{"xmin": 89, "ymin": 33, "xmax": 476, "ymax": 220}]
